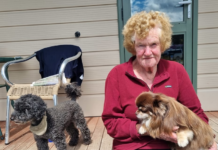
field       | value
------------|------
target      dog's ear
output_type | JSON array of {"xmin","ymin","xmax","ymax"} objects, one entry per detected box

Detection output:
[{"xmin": 153, "ymin": 94, "xmax": 168, "ymax": 117}]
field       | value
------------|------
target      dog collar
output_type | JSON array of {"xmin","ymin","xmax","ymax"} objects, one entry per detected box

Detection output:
[{"xmin": 30, "ymin": 115, "xmax": 47, "ymax": 136}]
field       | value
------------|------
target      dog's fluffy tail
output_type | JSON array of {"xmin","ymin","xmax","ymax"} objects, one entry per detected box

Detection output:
[{"xmin": 65, "ymin": 82, "xmax": 82, "ymax": 100}]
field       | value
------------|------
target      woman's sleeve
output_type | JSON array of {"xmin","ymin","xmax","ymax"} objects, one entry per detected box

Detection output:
[
  {"xmin": 101, "ymin": 68, "xmax": 141, "ymax": 142},
  {"xmin": 177, "ymin": 64, "xmax": 208, "ymax": 123}
]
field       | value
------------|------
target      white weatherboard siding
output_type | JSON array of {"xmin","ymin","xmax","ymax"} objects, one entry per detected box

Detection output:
[
  {"xmin": 198, "ymin": 0, "xmax": 218, "ymax": 111},
  {"xmin": 0, "ymin": 0, "xmax": 119, "ymax": 120}
]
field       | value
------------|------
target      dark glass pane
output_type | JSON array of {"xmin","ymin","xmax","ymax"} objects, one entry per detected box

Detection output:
[
  {"xmin": 130, "ymin": 0, "xmax": 184, "ymax": 22},
  {"xmin": 161, "ymin": 34, "xmax": 184, "ymax": 65}
]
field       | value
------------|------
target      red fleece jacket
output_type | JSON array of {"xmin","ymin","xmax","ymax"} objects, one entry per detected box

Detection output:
[{"xmin": 102, "ymin": 57, "xmax": 208, "ymax": 150}]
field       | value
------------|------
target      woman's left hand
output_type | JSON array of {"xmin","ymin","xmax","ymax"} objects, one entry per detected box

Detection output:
[{"xmin": 209, "ymin": 140, "xmax": 217, "ymax": 150}]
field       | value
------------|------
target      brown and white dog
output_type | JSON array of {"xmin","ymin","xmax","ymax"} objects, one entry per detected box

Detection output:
[{"xmin": 135, "ymin": 92, "xmax": 214, "ymax": 150}]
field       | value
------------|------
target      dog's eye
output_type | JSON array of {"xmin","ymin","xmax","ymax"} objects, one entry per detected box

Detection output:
[
  {"xmin": 138, "ymin": 109, "xmax": 146, "ymax": 113},
  {"xmin": 140, "ymin": 110, "xmax": 146, "ymax": 113},
  {"xmin": 139, "ymin": 107, "xmax": 147, "ymax": 112}
]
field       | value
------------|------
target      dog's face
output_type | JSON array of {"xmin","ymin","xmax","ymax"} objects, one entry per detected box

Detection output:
[
  {"xmin": 11, "ymin": 94, "xmax": 47, "ymax": 124},
  {"xmin": 135, "ymin": 92, "xmax": 168, "ymax": 120}
]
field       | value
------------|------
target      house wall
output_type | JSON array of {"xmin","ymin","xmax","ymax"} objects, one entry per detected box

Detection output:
[
  {"xmin": 0, "ymin": 0, "xmax": 119, "ymax": 120},
  {"xmin": 197, "ymin": 0, "xmax": 218, "ymax": 111}
]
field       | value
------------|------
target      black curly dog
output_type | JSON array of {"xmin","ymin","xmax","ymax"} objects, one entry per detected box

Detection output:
[{"xmin": 10, "ymin": 83, "xmax": 91, "ymax": 150}]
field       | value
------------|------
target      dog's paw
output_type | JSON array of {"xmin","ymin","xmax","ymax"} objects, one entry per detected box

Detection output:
[
  {"xmin": 139, "ymin": 126, "xmax": 146, "ymax": 135},
  {"xmin": 178, "ymin": 138, "xmax": 189, "ymax": 147},
  {"xmin": 177, "ymin": 130, "xmax": 193, "ymax": 148}
]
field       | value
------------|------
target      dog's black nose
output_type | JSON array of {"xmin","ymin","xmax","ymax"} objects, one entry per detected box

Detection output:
[{"xmin": 10, "ymin": 116, "xmax": 15, "ymax": 121}]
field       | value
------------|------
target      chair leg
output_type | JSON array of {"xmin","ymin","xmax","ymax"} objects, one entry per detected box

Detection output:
[
  {"xmin": 5, "ymin": 96, "xmax": 11, "ymax": 145},
  {"xmin": 53, "ymin": 95, "xmax": 58, "ymax": 106}
]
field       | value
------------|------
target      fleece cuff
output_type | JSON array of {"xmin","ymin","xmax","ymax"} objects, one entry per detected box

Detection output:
[{"xmin": 130, "ymin": 121, "xmax": 141, "ymax": 140}]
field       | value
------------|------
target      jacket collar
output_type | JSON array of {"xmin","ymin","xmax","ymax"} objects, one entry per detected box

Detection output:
[{"xmin": 125, "ymin": 56, "xmax": 170, "ymax": 86}]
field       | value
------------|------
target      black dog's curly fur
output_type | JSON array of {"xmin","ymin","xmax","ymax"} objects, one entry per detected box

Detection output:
[
  {"xmin": 11, "ymin": 83, "xmax": 91, "ymax": 150},
  {"xmin": 65, "ymin": 82, "xmax": 82, "ymax": 100}
]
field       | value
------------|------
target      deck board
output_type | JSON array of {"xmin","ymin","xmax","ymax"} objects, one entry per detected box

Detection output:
[
  {"xmin": 4, "ymin": 132, "xmax": 32, "ymax": 150},
  {"xmin": 99, "ymin": 128, "xmax": 113, "ymax": 150},
  {"xmin": 0, "ymin": 113, "xmax": 218, "ymax": 150},
  {"xmin": 0, "ymin": 122, "xmax": 30, "ymax": 149},
  {"xmin": 15, "ymin": 134, "xmax": 35, "ymax": 150},
  {"xmin": 74, "ymin": 117, "xmax": 99, "ymax": 150},
  {"xmin": 86, "ymin": 118, "xmax": 105, "ymax": 150}
]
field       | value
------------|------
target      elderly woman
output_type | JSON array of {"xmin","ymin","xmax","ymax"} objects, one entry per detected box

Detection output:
[{"xmin": 102, "ymin": 11, "xmax": 217, "ymax": 150}]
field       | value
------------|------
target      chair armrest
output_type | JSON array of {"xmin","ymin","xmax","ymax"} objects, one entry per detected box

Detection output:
[
  {"xmin": 0, "ymin": 57, "xmax": 21, "ymax": 63},
  {"xmin": 58, "ymin": 51, "xmax": 81, "ymax": 85},
  {"xmin": 1, "ymin": 53, "xmax": 36, "ymax": 86}
]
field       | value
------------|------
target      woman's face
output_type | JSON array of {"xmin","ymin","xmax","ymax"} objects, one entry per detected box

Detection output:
[{"xmin": 134, "ymin": 27, "xmax": 162, "ymax": 69}]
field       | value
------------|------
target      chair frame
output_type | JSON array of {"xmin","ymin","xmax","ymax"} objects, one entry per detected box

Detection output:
[{"xmin": 1, "ymin": 51, "xmax": 81, "ymax": 145}]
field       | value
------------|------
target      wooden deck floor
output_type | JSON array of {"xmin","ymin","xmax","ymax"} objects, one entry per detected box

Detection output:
[
  {"xmin": 0, "ymin": 112, "xmax": 218, "ymax": 150},
  {"xmin": 0, "ymin": 117, "xmax": 113, "ymax": 150}
]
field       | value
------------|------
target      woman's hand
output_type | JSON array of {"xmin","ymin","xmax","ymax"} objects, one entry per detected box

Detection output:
[
  {"xmin": 209, "ymin": 140, "xmax": 217, "ymax": 150},
  {"xmin": 159, "ymin": 126, "xmax": 179, "ymax": 143}
]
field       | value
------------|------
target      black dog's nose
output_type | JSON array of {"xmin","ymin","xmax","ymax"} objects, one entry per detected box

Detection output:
[{"xmin": 10, "ymin": 116, "xmax": 15, "ymax": 121}]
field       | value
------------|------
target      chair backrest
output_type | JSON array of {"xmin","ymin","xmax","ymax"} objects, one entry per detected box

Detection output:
[{"xmin": 35, "ymin": 45, "xmax": 84, "ymax": 86}]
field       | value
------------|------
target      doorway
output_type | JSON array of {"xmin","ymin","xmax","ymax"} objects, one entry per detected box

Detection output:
[{"xmin": 117, "ymin": 0, "xmax": 198, "ymax": 89}]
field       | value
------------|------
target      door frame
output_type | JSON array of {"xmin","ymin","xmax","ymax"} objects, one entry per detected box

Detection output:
[{"xmin": 117, "ymin": 0, "xmax": 198, "ymax": 90}]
